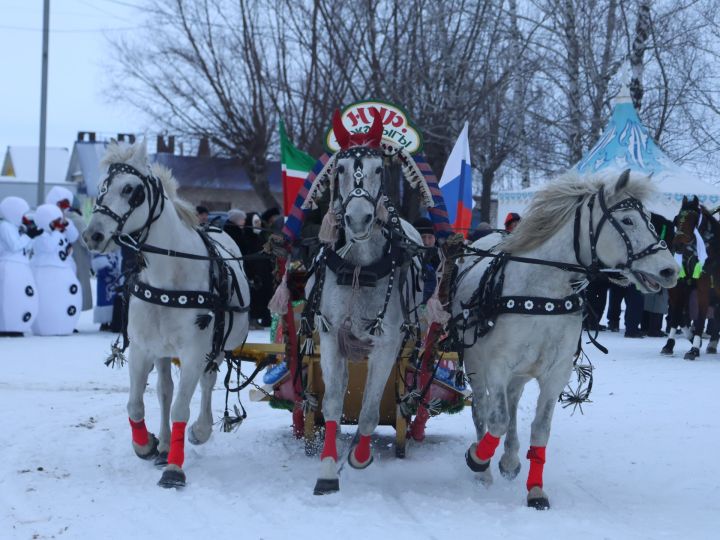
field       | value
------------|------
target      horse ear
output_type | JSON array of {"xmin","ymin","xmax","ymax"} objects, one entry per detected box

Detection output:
[
  {"xmin": 130, "ymin": 138, "xmax": 148, "ymax": 168},
  {"xmin": 682, "ymin": 195, "xmax": 688, "ymax": 205},
  {"xmin": 615, "ymin": 169, "xmax": 631, "ymax": 194},
  {"xmin": 366, "ymin": 108, "xmax": 384, "ymax": 148},
  {"xmin": 332, "ymin": 109, "xmax": 350, "ymax": 150}
]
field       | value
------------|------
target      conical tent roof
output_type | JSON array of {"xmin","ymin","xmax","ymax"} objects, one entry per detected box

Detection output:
[
  {"xmin": 575, "ymin": 86, "xmax": 720, "ymax": 218},
  {"xmin": 498, "ymin": 87, "xmax": 720, "ymax": 222}
]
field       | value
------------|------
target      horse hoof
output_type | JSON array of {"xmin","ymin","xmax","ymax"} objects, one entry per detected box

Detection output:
[
  {"xmin": 707, "ymin": 346, "xmax": 717, "ymax": 354},
  {"xmin": 498, "ymin": 460, "xmax": 521, "ymax": 480},
  {"xmin": 527, "ymin": 486, "xmax": 550, "ymax": 510},
  {"xmin": 684, "ymin": 347, "xmax": 700, "ymax": 361},
  {"xmin": 157, "ymin": 465, "xmax": 186, "ymax": 489},
  {"xmin": 187, "ymin": 424, "xmax": 211, "ymax": 446},
  {"xmin": 154, "ymin": 451, "xmax": 168, "ymax": 468},
  {"xmin": 465, "ymin": 443, "xmax": 490, "ymax": 473},
  {"xmin": 313, "ymin": 478, "xmax": 339, "ymax": 495},
  {"xmin": 660, "ymin": 339, "xmax": 675, "ymax": 355},
  {"xmin": 133, "ymin": 434, "xmax": 159, "ymax": 460},
  {"xmin": 348, "ymin": 449, "xmax": 374, "ymax": 470},
  {"xmin": 395, "ymin": 444, "xmax": 406, "ymax": 459}
]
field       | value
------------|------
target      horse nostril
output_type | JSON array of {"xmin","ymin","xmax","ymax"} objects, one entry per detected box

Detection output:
[
  {"xmin": 364, "ymin": 214, "xmax": 373, "ymax": 225},
  {"xmin": 91, "ymin": 232, "xmax": 105, "ymax": 243},
  {"xmin": 344, "ymin": 215, "xmax": 352, "ymax": 227},
  {"xmin": 660, "ymin": 267, "xmax": 676, "ymax": 279}
]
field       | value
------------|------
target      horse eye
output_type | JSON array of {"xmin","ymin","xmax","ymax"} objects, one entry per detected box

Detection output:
[
  {"xmin": 621, "ymin": 217, "xmax": 633, "ymax": 226},
  {"xmin": 375, "ymin": 167, "xmax": 382, "ymax": 175},
  {"xmin": 337, "ymin": 165, "xmax": 345, "ymax": 174},
  {"xmin": 122, "ymin": 184, "xmax": 133, "ymax": 195}
]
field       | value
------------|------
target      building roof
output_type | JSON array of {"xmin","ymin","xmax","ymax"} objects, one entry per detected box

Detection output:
[
  {"xmin": 151, "ymin": 154, "xmax": 281, "ymax": 192},
  {"xmin": 65, "ymin": 141, "xmax": 108, "ymax": 197},
  {"xmin": 1, "ymin": 146, "xmax": 71, "ymax": 184}
]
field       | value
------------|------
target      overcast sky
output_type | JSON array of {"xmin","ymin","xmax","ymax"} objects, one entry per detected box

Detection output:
[{"xmin": 0, "ymin": 0, "xmax": 147, "ymax": 153}]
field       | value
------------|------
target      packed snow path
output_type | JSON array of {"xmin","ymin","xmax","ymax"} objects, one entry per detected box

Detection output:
[{"xmin": 1, "ymin": 319, "xmax": 718, "ymax": 539}]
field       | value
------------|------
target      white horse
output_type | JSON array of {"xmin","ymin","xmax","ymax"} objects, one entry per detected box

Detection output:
[
  {"xmin": 83, "ymin": 140, "xmax": 250, "ymax": 488},
  {"xmin": 452, "ymin": 170, "xmax": 678, "ymax": 509},
  {"xmin": 302, "ymin": 111, "xmax": 430, "ymax": 495}
]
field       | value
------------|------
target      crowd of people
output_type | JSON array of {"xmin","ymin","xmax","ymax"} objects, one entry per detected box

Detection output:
[
  {"xmin": 211, "ymin": 205, "xmax": 283, "ymax": 329},
  {"xmin": 0, "ymin": 196, "xmax": 691, "ymax": 341}
]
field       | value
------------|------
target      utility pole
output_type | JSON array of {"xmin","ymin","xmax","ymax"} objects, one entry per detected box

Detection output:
[{"xmin": 37, "ymin": 0, "xmax": 50, "ymax": 206}]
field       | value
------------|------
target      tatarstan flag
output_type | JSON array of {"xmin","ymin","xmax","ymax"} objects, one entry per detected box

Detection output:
[
  {"xmin": 280, "ymin": 120, "xmax": 315, "ymax": 216},
  {"xmin": 439, "ymin": 122, "xmax": 473, "ymax": 237}
]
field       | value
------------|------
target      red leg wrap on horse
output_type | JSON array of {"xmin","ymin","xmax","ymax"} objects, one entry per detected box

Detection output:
[
  {"xmin": 167, "ymin": 422, "xmax": 187, "ymax": 468},
  {"xmin": 129, "ymin": 418, "xmax": 149, "ymax": 446},
  {"xmin": 475, "ymin": 432, "xmax": 501, "ymax": 462},
  {"xmin": 354, "ymin": 435, "xmax": 372, "ymax": 464},
  {"xmin": 320, "ymin": 421, "xmax": 338, "ymax": 461},
  {"xmin": 526, "ymin": 446, "xmax": 546, "ymax": 490}
]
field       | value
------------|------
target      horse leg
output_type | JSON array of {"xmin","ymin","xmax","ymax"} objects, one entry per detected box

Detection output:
[
  {"xmin": 466, "ymin": 366, "xmax": 511, "ymax": 486},
  {"xmin": 314, "ymin": 335, "xmax": 348, "ymax": 495},
  {"xmin": 467, "ymin": 366, "xmax": 486, "ymax": 441},
  {"xmin": 706, "ymin": 303, "xmax": 718, "ymax": 354},
  {"xmin": 127, "ymin": 348, "xmax": 159, "ymax": 460},
  {"xmin": 154, "ymin": 357, "xmax": 173, "ymax": 467},
  {"xmin": 349, "ymin": 342, "xmax": 399, "ymax": 469},
  {"xmin": 158, "ymin": 356, "xmax": 205, "ymax": 488},
  {"xmin": 662, "ymin": 285, "xmax": 684, "ymax": 355},
  {"xmin": 686, "ymin": 280, "xmax": 707, "ymax": 360},
  {"xmin": 188, "ymin": 365, "xmax": 218, "ymax": 446},
  {"xmin": 498, "ymin": 376, "xmax": 528, "ymax": 480},
  {"xmin": 524, "ymin": 362, "xmax": 573, "ymax": 510}
]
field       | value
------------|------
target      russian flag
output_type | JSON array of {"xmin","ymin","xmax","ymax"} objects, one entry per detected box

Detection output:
[{"xmin": 439, "ymin": 122, "xmax": 472, "ymax": 237}]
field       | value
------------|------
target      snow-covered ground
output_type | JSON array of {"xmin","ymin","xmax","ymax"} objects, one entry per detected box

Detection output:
[{"xmin": 1, "ymin": 311, "xmax": 718, "ymax": 540}]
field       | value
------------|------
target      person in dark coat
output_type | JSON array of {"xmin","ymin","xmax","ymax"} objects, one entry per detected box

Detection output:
[
  {"xmin": 413, "ymin": 217, "xmax": 438, "ymax": 303},
  {"xmin": 239, "ymin": 212, "xmax": 274, "ymax": 327},
  {"xmin": 222, "ymin": 209, "xmax": 246, "ymax": 249}
]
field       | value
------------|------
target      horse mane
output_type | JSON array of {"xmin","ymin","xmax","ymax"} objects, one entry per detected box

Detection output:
[
  {"xmin": 101, "ymin": 143, "xmax": 198, "ymax": 229},
  {"xmin": 500, "ymin": 169, "xmax": 655, "ymax": 254}
]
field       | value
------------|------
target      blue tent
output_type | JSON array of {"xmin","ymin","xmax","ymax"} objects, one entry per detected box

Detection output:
[
  {"xmin": 499, "ymin": 86, "xmax": 720, "ymax": 221},
  {"xmin": 576, "ymin": 87, "xmax": 720, "ymax": 217}
]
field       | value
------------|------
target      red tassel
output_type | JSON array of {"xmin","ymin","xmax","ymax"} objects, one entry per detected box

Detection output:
[
  {"xmin": 320, "ymin": 421, "xmax": 338, "ymax": 461},
  {"xmin": 526, "ymin": 446, "xmax": 546, "ymax": 490},
  {"xmin": 167, "ymin": 421, "xmax": 187, "ymax": 467},
  {"xmin": 353, "ymin": 434, "xmax": 372, "ymax": 464},
  {"xmin": 475, "ymin": 432, "xmax": 501, "ymax": 462},
  {"xmin": 129, "ymin": 418, "xmax": 149, "ymax": 446}
]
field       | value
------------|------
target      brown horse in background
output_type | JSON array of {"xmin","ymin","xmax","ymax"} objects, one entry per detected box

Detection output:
[{"xmin": 667, "ymin": 196, "xmax": 720, "ymax": 360}]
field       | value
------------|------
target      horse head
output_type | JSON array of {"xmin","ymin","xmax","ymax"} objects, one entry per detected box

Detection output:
[
  {"xmin": 83, "ymin": 139, "xmax": 163, "ymax": 254},
  {"xmin": 331, "ymin": 108, "xmax": 385, "ymax": 243},
  {"xmin": 672, "ymin": 195, "xmax": 701, "ymax": 252},
  {"xmin": 591, "ymin": 170, "xmax": 678, "ymax": 292}
]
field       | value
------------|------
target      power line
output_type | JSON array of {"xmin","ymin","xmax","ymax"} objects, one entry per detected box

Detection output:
[{"xmin": 0, "ymin": 24, "xmax": 141, "ymax": 33}]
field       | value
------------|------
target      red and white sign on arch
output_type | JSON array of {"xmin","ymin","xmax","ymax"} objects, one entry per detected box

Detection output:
[{"xmin": 325, "ymin": 100, "xmax": 423, "ymax": 155}]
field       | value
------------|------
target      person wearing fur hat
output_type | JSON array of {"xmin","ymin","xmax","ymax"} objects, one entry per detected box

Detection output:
[
  {"xmin": 0, "ymin": 197, "xmax": 39, "ymax": 336},
  {"xmin": 413, "ymin": 217, "xmax": 438, "ymax": 303},
  {"xmin": 223, "ymin": 208, "xmax": 246, "ymax": 249},
  {"xmin": 30, "ymin": 204, "xmax": 81, "ymax": 335}
]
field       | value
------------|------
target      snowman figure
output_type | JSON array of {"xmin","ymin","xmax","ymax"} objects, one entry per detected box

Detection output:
[
  {"xmin": 0, "ymin": 196, "xmax": 39, "ymax": 336},
  {"xmin": 30, "ymin": 204, "xmax": 82, "ymax": 336}
]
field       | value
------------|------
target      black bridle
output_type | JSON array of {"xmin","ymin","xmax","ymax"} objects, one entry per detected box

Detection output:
[
  {"xmin": 573, "ymin": 186, "xmax": 667, "ymax": 279},
  {"xmin": 93, "ymin": 162, "xmax": 166, "ymax": 251},
  {"xmin": 335, "ymin": 147, "xmax": 385, "ymax": 223}
]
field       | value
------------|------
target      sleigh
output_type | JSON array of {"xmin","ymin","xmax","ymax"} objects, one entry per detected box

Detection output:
[
  {"xmin": 233, "ymin": 301, "xmax": 469, "ymax": 457},
  {"xmin": 231, "ymin": 100, "xmax": 468, "ymax": 459}
]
